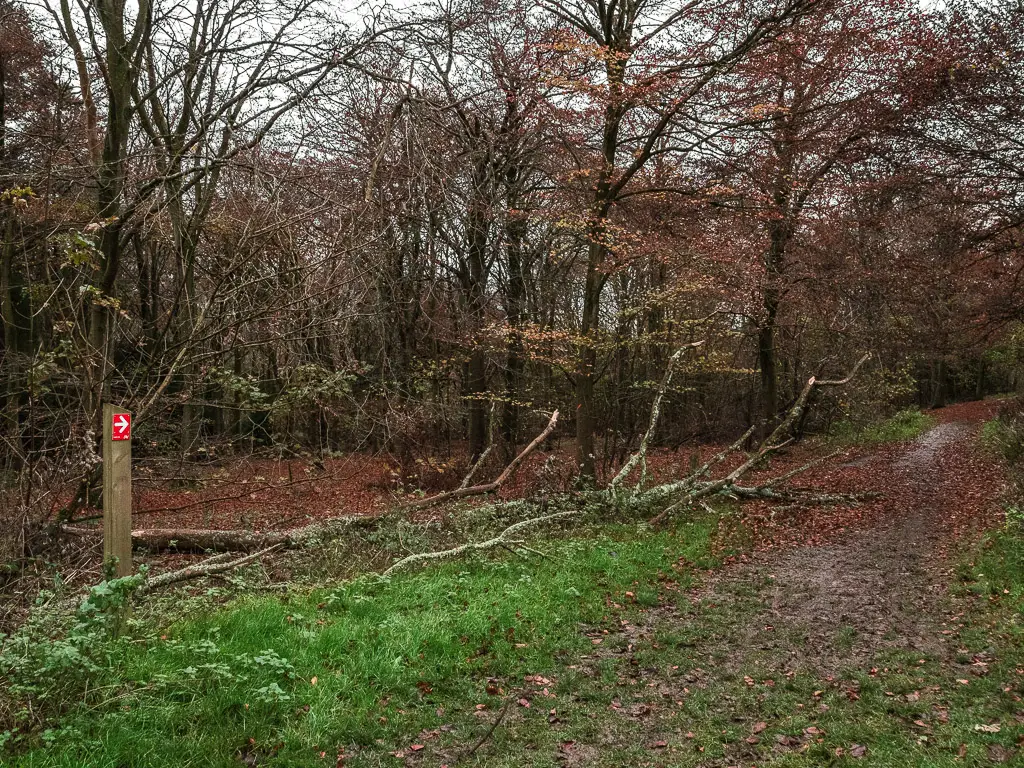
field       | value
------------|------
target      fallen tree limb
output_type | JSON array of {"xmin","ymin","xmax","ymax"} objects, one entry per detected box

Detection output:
[
  {"xmin": 129, "ymin": 528, "xmax": 296, "ymax": 552},
  {"xmin": 761, "ymin": 448, "xmax": 846, "ymax": 489},
  {"xmin": 610, "ymin": 342, "xmax": 703, "ymax": 494},
  {"xmin": 137, "ymin": 544, "xmax": 284, "ymax": 595},
  {"xmin": 687, "ymin": 424, "xmax": 757, "ymax": 487},
  {"xmin": 459, "ymin": 443, "xmax": 494, "ymax": 491},
  {"xmin": 649, "ymin": 354, "xmax": 872, "ymax": 526},
  {"xmin": 63, "ymin": 516, "xmax": 379, "ymax": 553},
  {"xmin": 459, "ymin": 402, "xmax": 497, "ymax": 490},
  {"xmin": 404, "ymin": 410, "xmax": 559, "ymax": 510},
  {"xmin": 382, "ymin": 510, "xmax": 580, "ymax": 575},
  {"xmin": 725, "ymin": 485, "xmax": 880, "ymax": 504}
]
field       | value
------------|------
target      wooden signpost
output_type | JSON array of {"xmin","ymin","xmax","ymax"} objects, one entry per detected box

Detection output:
[{"xmin": 103, "ymin": 404, "xmax": 132, "ymax": 577}]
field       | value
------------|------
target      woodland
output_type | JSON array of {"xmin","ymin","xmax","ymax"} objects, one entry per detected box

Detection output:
[{"xmin": 2, "ymin": 0, "xmax": 1024, "ymax": 764}]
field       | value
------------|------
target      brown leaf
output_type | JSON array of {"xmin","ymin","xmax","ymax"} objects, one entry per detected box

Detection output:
[{"xmin": 988, "ymin": 745, "xmax": 1015, "ymax": 763}]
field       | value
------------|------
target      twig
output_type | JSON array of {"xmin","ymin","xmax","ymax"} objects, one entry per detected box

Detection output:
[
  {"xmin": 460, "ymin": 692, "xmax": 517, "ymax": 762},
  {"xmin": 382, "ymin": 510, "xmax": 579, "ymax": 575}
]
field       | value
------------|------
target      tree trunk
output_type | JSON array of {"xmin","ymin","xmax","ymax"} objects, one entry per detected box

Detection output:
[
  {"xmin": 465, "ymin": 150, "xmax": 490, "ymax": 461},
  {"xmin": 86, "ymin": 0, "xmax": 142, "ymax": 416},
  {"xmin": 576, "ymin": 235, "xmax": 605, "ymax": 482},
  {"xmin": 759, "ymin": 202, "xmax": 793, "ymax": 436},
  {"xmin": 501, "ymin": 194, "xmax": 528, "ymax": 459},
  {"xmin": 930, "ymin": 358, "xmax": 948, "ymax": 408},
  {"xmin": 758, "ymin": 287, "xmax": 780, "ymax": 431}
]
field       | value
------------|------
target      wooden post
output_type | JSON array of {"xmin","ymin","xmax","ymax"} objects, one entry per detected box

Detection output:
[{"xmin": 103, "ymin": 403, "xmax": 132, "ymax": 577}]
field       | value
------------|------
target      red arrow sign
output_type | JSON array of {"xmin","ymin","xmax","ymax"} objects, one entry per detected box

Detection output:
[{"xmin": 111, "ymin": 412, "xmax": 131, "ymax": 441}]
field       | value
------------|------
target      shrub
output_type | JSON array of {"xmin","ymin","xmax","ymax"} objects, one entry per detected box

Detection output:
[{"xmin": 830, "ymin": 409, "xmax": 935, "ymax": 445}]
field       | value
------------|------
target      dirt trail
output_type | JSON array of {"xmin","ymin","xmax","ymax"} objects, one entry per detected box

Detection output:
[{"xmin": 702, "ymin": 412, "xmax": 996, "ymax": 675}]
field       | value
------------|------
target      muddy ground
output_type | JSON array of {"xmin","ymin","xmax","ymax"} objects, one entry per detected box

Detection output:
[
  {"xmin": 727, "ymin": 421, "xmax": 972, "ymax": 673},
  {"xmin": 531, "ymin": 401, "xmax": 1016, "ymax": 768}
]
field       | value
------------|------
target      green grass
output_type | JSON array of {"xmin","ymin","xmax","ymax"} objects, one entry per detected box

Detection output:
[
  {"xmin": 831, "ymin": 409, "xmax": 937, "ymax": 446},
  {"xmin": 980, "ymin": 415, "xmax": 1024, "ymax": 467},
  {"xmin": 1, "ymin": 519, "xmax": 720, "ymax": 767},
  {"xmin": 980, "ymin": 417, "xmax": 1005, "ymax": 453},
  {"xmin": 5, "ymin": 514, "xmax": 1024, "ymax": 767}
]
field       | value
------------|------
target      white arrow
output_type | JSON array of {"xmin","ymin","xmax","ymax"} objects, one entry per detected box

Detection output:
[{"xmin": 114, "ymin": 414, "xmax": 129, "ymax": 435}]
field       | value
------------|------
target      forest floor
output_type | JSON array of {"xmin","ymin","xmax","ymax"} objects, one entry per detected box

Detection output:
[{"xmin": 5, "ymin": 399, "xmax": 1024, "ymax": 767}]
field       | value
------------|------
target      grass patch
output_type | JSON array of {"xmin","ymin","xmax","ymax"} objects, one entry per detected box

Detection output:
[
  {"xmin": 831, "ymin": 408, "xmax": 936, "ymax": 446},
  {"xmin": 1, "ymin": 518, "xmax": 719, "ymax": 766},
  {"xmin": 5, "ymin": 511, "xmax": 1024, "ymax": 767},
  {"xmin": 980, "ymin": 413, "xmax": 1024, "ymax": 466}
]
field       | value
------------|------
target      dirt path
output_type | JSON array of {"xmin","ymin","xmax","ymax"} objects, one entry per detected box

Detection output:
[
  {"xmin": 698, "ymin": 409, "xmax": 999, "ymax": 677},
  {"xmin": 546, "ymin": 405, "xmax": 1016, "ymax": 768}
]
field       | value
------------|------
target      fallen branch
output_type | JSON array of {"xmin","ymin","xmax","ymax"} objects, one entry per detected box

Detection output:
[
  {"xmin": 610, "ymin": 342, "xmax": 703, "ymax": 494},
  {"xmin": 761, "ymin": 448, "xmax": 846, "ymax": 489},
  {"xmin": 687, "ymin": 424, "xmax": 757, "ymax": 486},
  {"xmin": 404, "ymin": 410, "xmax": 559, "ymax": 510},
  {"xmin": 63, "ymin": 516, "xmax": 378, "ymax": 553},
  {"xmin": 129, "ymin": 528, "xmax": 295, "ymax": 552},
  {"xmin": 459, "ymin": 402, "xmax": 497, "ymax": 490},
  {"xmin": 649, "ymin": 354, "xmax": 872, "ymax": 525},
  {"xmin": 459, "ymin": 444, "xmax": 494, "ymax": 491},
  {"xmin": 136, "ymin": 544, "xmax": 284, "ymax": 595},
  {"xmin": 726, "ymin": 486, "xmax": 879, "ymax": 504},
  {"xmin": 382, "ymin": 510, "xmax": 579, "ymax": 575}
]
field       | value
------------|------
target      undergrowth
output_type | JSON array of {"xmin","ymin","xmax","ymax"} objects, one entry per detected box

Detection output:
[
  {"xmin": 830, "ymin": 408, "xmax": 936, "ymax": 446},
  {"xmin": 0, "ymin": 517, "xmax": 721, "ymax": 766},
  {"xmin": 5, "ymin": 416, "xmax": 1024, "ymax": 767}
]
